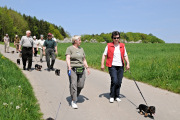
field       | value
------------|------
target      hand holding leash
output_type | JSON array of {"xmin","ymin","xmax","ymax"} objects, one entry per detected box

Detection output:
[{"xmin": 68, "ymin": 70, "xmax": 71, "ymax": 76}]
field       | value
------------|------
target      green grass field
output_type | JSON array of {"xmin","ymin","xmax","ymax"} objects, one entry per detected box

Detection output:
[
  {"xmin": 0, "ymin": 53, "xmax": 42, "ymax": 120},
  {"xmin": 1, "ymin": 42, "xmax": 180, "ymax": 94},
  {"xmin": 57, "ymin": 43, "xmax": 180, "ymax": 94}
]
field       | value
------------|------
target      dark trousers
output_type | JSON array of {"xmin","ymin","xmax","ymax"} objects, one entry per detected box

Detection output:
[
  {"xmin": 34, "ymin": 48, "xmax": 38, "ymax": 56},
  {"xmin": 45, "ymin": 48, "xmax": 55, "ymax": 69},
  {"xmin": 22, "ymin": 47, "xmax": 33, "ymax": 69},
  {"xmin": 108, "ymin": 66, "xmax": 124, "ymax": 98}
]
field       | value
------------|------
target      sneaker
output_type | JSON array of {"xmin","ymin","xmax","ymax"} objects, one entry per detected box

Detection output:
[
  {"xmin": 71, "ymin": 101, "xmax": 78, "ymax": 109},
  {"xmin": 23, "ymin": 66, "xmax": 26, "ymax": 70},
  {"xmin": 27, "ymin": 68, "xmax": 32, "ymax": 72},
  {"xmin": 115, "ymin": 98, "xmax": 121, "ymax": 102},
  {"xmin": 51, "ymin": 68, "xmax": 55, "ymax": 71},
  {"xmin": 109, "ymin": 98, "xmax": 114, "ymax": 103},
  {"xmin": 47, "ymin": 68, "xmax": 50, "ymax": 72}
]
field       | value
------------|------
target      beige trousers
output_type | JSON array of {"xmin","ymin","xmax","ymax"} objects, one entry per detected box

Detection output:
[
  {"xmin": 4, "ymin": 42, "xmax": 9, "ymax": 53},
  {"xmin": 68, "ymin": 69, "xmax": 86, "ymax": 101}
]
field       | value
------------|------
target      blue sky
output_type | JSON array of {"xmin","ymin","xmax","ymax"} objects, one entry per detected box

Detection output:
[{"xmin": 0, "ymin": 0, "xmax": 180, "ymax": 43}]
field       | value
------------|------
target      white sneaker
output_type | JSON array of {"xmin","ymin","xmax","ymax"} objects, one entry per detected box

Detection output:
[
  {"xmin": 109, "ymin": 98, "xmax": 114, "ymax": 103},
  {"xmin": 116, "ymin": 98, "xmax": 121, "ymax": 102},
  {"xmin": 71, "ymin": 101, "xmax": 78, "ymax": 109}
]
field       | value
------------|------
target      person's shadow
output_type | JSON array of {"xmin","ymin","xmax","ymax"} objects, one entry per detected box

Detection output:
[
  {"xmin": 99, "ymin": 93, "xmax": 137, "ymax": 108},
  {"xmin": 66, "ymin": 95, "xmax": 89, "ymax": 106},
  {"xmin": 99, "ymin": 93, "xmax": 126, "ymax": 99}
]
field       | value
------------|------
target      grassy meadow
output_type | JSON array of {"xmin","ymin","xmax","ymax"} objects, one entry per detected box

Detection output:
[
  {"xmin": 1, "ymin": 41, "xmax": 179, "ymax": 93},
  {"xmin": 0, "ymin": 53, "xmax": 42, "ymax": 119},
  {"xmin": 57, "ymin": 43, "xmax": 180, "ymax": 93}
]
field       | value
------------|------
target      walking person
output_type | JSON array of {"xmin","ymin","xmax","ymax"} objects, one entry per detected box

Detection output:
[
  {"xmin": 66, "ymin": 35, "xmax": 90, "ymax": 109},
  {"xmin": 33, "ymin": 36, "xmax": 38, "ymax": 57},
  {"xmin": 14, "ymin": 35, "xmax": 20, "ymax": 53},
  {"xmin": 52, "ymin": 34, "xmax": 57, "ymax": 42},
  {"xmin": 101, "ymin": 31, "xmax": 130, "ymax": 103},
  {"xmin": 3, "ymin": 34, "xmax": 10, "ymax": 53},
  {"xmin": 52, "ymin": 34, "xmax": 58, "ymax": 53},
  {"xmin": 37, "ymin": 35, "xmax": 45, "ymax": 62},
  {"xmin": 19, "ymin": 30, "xmax": 34, "ymax": 71},
  {"xmin": 43, "ymin": 33, "xmax": 57, "ymax": 71}
]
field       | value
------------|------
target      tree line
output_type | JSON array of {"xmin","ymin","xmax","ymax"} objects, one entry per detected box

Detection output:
[
  {"xmin": 0, "ymin": 6, "xmax": 70, "ymax": 42},
  {"xmin": 81, "ymin": 32, "xmax": 165, "ymax": 43},
  {"xmin": 0, "ymin": 6, "xmax": 165, "ymax": 43}
]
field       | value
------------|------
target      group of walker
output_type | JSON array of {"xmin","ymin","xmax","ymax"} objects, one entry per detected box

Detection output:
[{"xmin": 3, "ymin": 31, "xmax": 130, "ymax": 109}]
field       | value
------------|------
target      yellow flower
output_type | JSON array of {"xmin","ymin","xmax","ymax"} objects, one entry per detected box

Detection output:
[
  {"xmin": 128, "ymin": 52, "xmax": 130, "ymax": 55},
  {"xmin": 1, "ymin": 56, "xmax": 6, "ymax": 59}
]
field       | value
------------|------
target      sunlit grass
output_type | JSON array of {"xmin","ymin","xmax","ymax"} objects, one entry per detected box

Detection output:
[
  {"xmin": 1, "ymin": 41, "xmax": 180, "ymax": 93},
  {"xmin": 0, "ymin": 53, "xmax": 42, "ymax": 120},
  {"xmin": 57, "ymin": 43, "xmax": 180, "ymax": 93}
]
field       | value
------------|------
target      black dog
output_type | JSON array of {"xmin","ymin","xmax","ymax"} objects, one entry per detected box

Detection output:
[
  {"xmin": 11, "ymin": 51, "xmax": 15, "ymax": 54},
  {"xmin": 137, "ymin": 104, "xmax": 155, "ymax": 117},
  {"xmin": 35, "ymin": 64, "xmax": 42, "ymax": 71},
  {"xmin": 46, "ymin": 117, "xmax": 54, "ymax": 120},
  {"xmin": 55, "ymin": 69, "xmax": 60, "ymax": 76},
  {"xmin": 17, "ymin": 59, "xmax": 20, "ymax": 65}
]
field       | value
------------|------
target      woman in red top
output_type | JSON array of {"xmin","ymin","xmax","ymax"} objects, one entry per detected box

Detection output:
[{"xmin": 101, "ymin": 31, "xmax": 130, "ymax": 103}]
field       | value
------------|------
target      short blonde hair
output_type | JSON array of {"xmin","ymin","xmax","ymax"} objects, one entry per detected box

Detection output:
[{"xmin": 72, "ymin": 35, "xmax": 81, "ymax": 44}]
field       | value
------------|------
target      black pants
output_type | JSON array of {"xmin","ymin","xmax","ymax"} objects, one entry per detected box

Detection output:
[
  {"xmin": 108, "ymin": 66, "xmax": 124, "ymax": 99},
  {"xmin": 34, "ymin": 48, "xmax": 38, "ymax": 56},
  {"xmin": 22, "ymin": 47, "xmax": 33, "ymax": 69}
]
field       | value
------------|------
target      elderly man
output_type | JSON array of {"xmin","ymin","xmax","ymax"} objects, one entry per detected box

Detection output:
[
  {"xmin": 33, "ymin": 36, "xmax": 38, "ymax": 57},
  {"xmin": 37, "ymin": 35, "xmax": 45, "ymax": 62},
  {"xmin": 14, "ymin": 35, "xmax": 20, "ymax": 53},
  {"xmin": 43, "ymin": 33, "xmax": 57, "ymax": 71},
  {"xmin": 3, "ymin": 34, "xmax": 10, "ymax": 53},
  {"xmin": 19, "ymin": 30, "xmax": 34, "ymax": 71}
]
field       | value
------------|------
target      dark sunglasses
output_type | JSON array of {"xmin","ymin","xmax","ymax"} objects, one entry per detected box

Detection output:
[{"xmin": 113, "ymin": 37, "xmax": 120, "ymax": 39}]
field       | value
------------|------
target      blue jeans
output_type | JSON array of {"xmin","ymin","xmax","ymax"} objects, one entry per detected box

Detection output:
[{"xmin": 108, "ymin": 66, "xmax": 124, "ymax": 99}]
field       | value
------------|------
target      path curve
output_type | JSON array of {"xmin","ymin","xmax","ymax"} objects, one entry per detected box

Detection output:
[{"xmin": 1, "ymin": 44, "xmax": 180, "ymax": 120}]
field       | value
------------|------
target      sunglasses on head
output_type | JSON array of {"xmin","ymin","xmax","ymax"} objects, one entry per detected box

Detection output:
[{"xmin": 113, "ymin": 37, "xmax": 120, "ymax": 39}]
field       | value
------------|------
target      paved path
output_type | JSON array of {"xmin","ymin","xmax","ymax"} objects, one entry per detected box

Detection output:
[{"xmin": 1, "ymin": 44, "xmax": 180, "ymax": 120}]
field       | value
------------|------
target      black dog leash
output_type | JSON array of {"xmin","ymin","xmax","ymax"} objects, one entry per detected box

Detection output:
[
  {"xmin": 54, "ymin": 79, "xmax": 68, "ymax": 120},
  {"xmin": 128, "ymin": 70, "xmax": 148, "ymax": 106}
]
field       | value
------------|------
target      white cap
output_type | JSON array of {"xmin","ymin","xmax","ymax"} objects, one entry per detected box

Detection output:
[
  {"xmin": 15, "ymin": 35, "xmax": 18, "ymax": 37},
  {"xmin": 6, "ymin": 34, "xmax": 8, "ymax": 36},
  {"xmin": 33, "ymin": 36, "xmax": 36, "ymax": 39}
]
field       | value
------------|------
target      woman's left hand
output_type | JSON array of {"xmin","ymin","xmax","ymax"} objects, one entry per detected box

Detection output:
[{"xmin": 126, "ymin": 64, "xmax": 130, "ymax": 70}]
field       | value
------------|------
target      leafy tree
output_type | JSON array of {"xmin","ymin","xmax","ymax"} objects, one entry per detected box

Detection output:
[{"xmin": 0, "ymin": 7, "xmax": 14, "ymax": 42}]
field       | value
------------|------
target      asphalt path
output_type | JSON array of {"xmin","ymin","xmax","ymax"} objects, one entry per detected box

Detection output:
[{"xmin": 1, "ymin": 44, "xmax": 180, "ymax": 120}]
